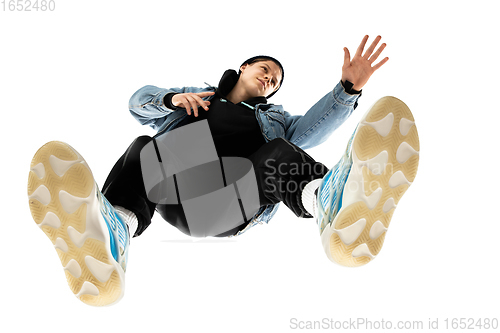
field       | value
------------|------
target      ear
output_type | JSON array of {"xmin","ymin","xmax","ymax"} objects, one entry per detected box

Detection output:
[{"xmin": 240, "ymin": 64, "xmax": 248, "ymax": 72}]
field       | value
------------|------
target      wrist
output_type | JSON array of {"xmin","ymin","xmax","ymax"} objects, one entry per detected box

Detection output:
[
  {"xmin": 341, "ymin": 80, "xmax": 362, "ymax": 95},
  {"xmin": 164, "ymin": 93, "xmax": 179, "ymax": 109}
]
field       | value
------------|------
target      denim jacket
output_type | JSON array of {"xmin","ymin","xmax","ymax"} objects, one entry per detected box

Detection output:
[{"xmin": 129, "ymin": 80, "xmax": 361, "ymax": 236}]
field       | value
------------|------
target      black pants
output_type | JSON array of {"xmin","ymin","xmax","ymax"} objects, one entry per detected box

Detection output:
[{"xmin": 102, "ymin": 136, "xmax": 328, "ymax": 237}]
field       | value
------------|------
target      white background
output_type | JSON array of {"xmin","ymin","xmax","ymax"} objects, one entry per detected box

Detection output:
[{"xmin": 1, "ymin": 1, "xmax": 499, "ymax": 332}]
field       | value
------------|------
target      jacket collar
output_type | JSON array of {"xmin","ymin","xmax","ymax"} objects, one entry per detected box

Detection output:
[{"xmin": 216, "ymin": 69, "xmax": 268, "ymax": 107}]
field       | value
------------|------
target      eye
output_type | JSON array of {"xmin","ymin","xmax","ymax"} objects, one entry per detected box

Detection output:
[{"xmin": 262, "ymin": 66, "xmax": 267, "ymax": 72}]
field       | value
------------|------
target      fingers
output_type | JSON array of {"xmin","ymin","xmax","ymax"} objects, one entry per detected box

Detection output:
[
  {"xmin": 174, "ymin": 91, "xmax": 214, "ymax": 117},
  {"xmin": 372, "ymin": 57, "xmax": 389, "ymax": 71},
  {"xmin": 185, "ymin": 95, "xmax": 210, "ymax": 117},
  {"xmin": 343, "ymin": 47, "xmax": 351, "ymax": 67},
  {"xmin": 196, "ymin": 91, "xmax": 216, "ymax": 98},
  {"xmin": 353, "ymin": 35, "xmax": 388, "ymax": 70},
  {"xmin": 355, "ymin": 35, "xmax": 369, "ymax": 57},
  {"xmin": 363, "ymin": 35, "xmax": 382, "ymax": 59},
  {"xmin": 186, "ymin": 95, "xmax": 200, "ymax": 117},
  {"xmin": 191, "ymin": 94, "xmax": 211, "ymax": 112},
  {"xmin": 368, "ymin": 41, "xmax": 387, "ymax": 63}
]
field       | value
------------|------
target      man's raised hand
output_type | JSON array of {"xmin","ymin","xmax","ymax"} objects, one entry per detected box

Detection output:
[{"xmin": 341, "ymin": 35, "xmax": 389, "ymax": 91}]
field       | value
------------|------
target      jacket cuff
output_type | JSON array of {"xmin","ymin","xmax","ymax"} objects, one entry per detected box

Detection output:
[
  {"xmin": 147, "ymin": 89, "xmax": 175, "ymax": 112},
  {"xmin": 341, "ymin": 80, "xmax": 362, "ymax": 95},
  {"xmin": 334, "ymin": 80, "xmax": 362, "ymax": 110},
  {"xmin": 163, "ymin": 93, "xmax": 179, "ymax": 110}
]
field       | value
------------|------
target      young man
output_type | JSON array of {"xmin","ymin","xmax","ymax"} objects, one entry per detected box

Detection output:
[{"xmin": 27, "ymin": 35, "xmax": 420, "ymax": 306}]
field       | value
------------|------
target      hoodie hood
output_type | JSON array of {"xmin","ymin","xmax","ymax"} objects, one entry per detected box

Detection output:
[{"xmin": 216, "ymin": 69, "xmax": 268, "ymax": 107}]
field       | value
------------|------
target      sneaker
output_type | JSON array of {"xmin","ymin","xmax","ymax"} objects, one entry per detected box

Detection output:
[
  {"xmin": 27, "ymin": 141, "xmax": 130, "ymax": 306},
  {"xmin": 316, "ymin": 96, "xmax": 420, "ymax": 267}
]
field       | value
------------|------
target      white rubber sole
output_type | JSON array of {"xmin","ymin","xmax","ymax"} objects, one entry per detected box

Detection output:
[
  {"xmin": 321, "ymin": 96, "xmax": 420, "ymax": 267},
  {"xmin": 27, "ymin": 141, "xmax": 125, "ymax": 306}
]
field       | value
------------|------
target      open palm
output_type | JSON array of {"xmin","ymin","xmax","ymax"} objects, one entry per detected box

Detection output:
[{"xmin": 342, "ymin": 35, "xmax": 388, "ymax": 91}]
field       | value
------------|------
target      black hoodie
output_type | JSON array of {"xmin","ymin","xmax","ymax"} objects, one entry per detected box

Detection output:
[{"xmin": 165, "ymin": 70, "xmax": 267, "ymax": 158}]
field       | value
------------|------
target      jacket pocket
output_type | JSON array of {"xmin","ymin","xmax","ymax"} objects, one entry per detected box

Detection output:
[
  {"xmin": 266, "ymin": 112, "xmax": 286, "ymax": 126},
  {"xmin": 265, "ymin": 112, "xmax": 286, "ymax": 138}
]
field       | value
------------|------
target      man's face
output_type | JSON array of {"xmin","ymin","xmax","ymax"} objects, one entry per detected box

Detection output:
[{"xmin": 239, "ymin": 60, "xmax": 282, "ymax": 98}]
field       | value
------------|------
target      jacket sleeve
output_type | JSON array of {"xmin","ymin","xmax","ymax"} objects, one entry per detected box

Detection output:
[
  {"xmin": 128, "ymin": 85, "xmax": 212, "ymax": 131},
  {"xmin": 283, "ymin": 80, "xmax": 362, "ymax": 150}
]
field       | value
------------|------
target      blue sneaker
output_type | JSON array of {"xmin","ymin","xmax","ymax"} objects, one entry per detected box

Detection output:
[
  {"xmin": 316, "ymin": 96, "xmax": 420, "ymax": 267},
  {"xmin": 27, "ymin": 141, "xmax": 130, "ymax": 306}
]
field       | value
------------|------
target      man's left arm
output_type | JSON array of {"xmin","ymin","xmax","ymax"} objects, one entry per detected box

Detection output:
[
  {"xmin": 285, "ymin": 35, "xmax": 389, "ymax": 150},
  {"xmin": 284, "ymin": 81, "xmax": 361, "ymax": 150}
]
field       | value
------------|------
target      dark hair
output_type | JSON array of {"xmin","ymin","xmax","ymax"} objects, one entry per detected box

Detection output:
[{"xmin": 239, "ymin": 55, "xmax": 284, "ymax": 98}]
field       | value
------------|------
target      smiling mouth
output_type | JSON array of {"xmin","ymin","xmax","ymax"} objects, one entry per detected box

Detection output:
[{"xmin": 257, "ymin": 79, "xmax": 265, "ymax": 88}]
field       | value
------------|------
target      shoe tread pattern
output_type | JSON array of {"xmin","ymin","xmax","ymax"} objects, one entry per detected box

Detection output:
[
  {"xmin": 329, "ymin": 96, "xmax": 420, "ymax": 267},
  {"xmin": 27, "ymin": 141, "xmax": 122, "ymax": 306}
]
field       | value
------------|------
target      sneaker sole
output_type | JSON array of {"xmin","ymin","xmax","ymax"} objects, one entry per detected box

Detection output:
[
  {"xmin": 321, "ymin": 96, "xmax": 420, "ymax": 267},
  {"xmin": 27, "ymin": 141, "xmax": 125, "ymax": 306}
]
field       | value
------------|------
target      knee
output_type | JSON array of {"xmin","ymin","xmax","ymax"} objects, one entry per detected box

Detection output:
[
  {"xmin": 124, "ymin": 136, "xmax": 154, "ymax": 163},
  {"xmin": 136, "ymin": 135, "xmax": 153, "ymax": 143},
  {"xmin": 130, "ymin": 135, "xmax": 153, "ymax": 150}
]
